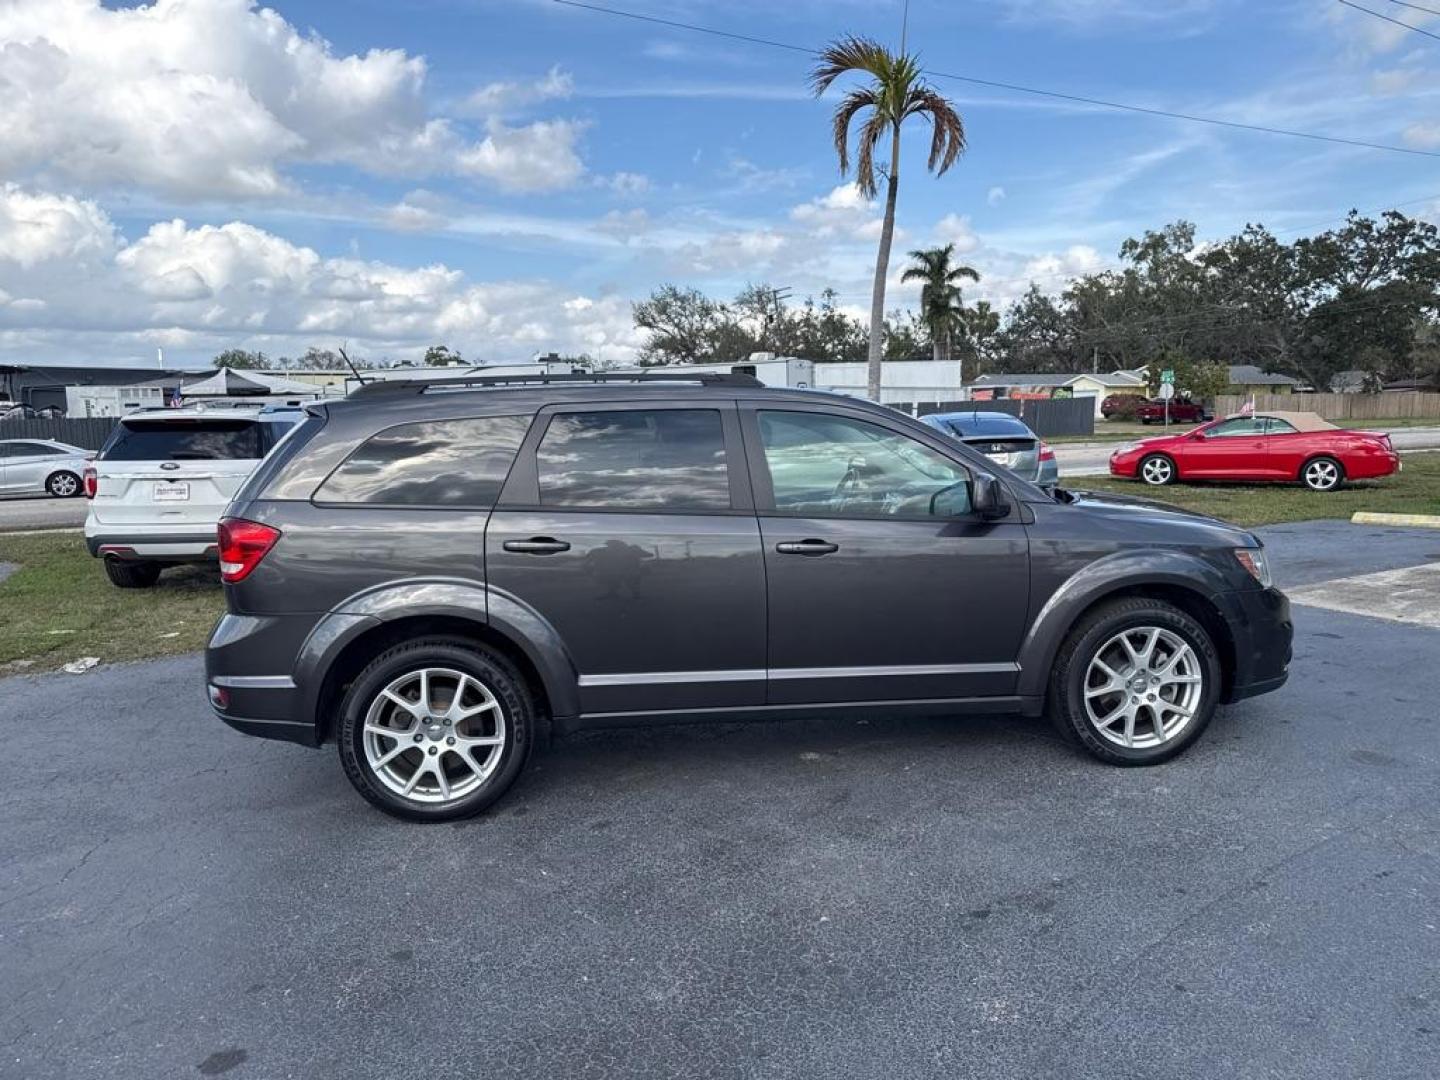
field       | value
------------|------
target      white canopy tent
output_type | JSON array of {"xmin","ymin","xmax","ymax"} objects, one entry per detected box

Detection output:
[{"xmin": 181, "ymin": 367, "xmax": 322, "ymax": 398}]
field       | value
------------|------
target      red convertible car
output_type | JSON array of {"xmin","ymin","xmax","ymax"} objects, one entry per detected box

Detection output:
[{"xmin": 1108, "ymin": 411, "xmax": 1400, "ymax": 491}]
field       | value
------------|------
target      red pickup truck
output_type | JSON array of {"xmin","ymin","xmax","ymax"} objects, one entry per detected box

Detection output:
[{"xmin": 1135, "ymin": 398, "xmax": 1209, "ymax": 424}]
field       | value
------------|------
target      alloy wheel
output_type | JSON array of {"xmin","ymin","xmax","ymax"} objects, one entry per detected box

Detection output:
[
  {"xmin": 1083, "ymin": 626, "xmax": 1204, "ymax": 749},
  {"xmin": 49, "ymin": 473, "xmax": 78, "ymax": 497},
  {"xmin": 1141, "ymin": 457, "xmax": 1173, "ymax": 485},
  {"xmin": 1303, "ymin": 459, "xmax": 1340, "ymax": 491},
  {"xmin": 362, "ymin": 667, "xmax": 507, "ymax": 804}
]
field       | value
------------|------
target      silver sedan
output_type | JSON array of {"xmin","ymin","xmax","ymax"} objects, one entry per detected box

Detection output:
[{"xmin": 0, "ymin": 439, "xmax": 91, "ymax": 498}]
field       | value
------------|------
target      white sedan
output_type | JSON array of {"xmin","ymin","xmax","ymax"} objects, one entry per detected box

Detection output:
[{"xmin": 0, "ymin": 439, "xmax": 91, "ymax": 498}]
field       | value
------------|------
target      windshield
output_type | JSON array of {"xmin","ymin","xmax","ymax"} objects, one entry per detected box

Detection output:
[{"xmin": 101, "ymin": 419, "xmax": 264, "ymax": 461}]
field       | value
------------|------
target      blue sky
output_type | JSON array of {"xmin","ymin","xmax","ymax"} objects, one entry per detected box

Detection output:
[{"xmin": 3, "ymin": 0, "xmax": 1440, "ymax": 366}]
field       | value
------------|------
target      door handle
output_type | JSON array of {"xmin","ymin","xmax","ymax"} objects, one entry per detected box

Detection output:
[
  {"xmin": 775, "ymin": 539, "xmax": 839, "ymax": 556},
  {"xmin": 503, "ymin": 537, "xmax": 571, "ymax": 555}
]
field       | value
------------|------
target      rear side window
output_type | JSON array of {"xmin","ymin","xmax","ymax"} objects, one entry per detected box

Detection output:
[
  {"xmin": 100, "ymin": 420, "xmax": 263, "ymax": 461},
  {"xmin": 317, "ymin": 415, "xmax": 531, "ymax": 507},
  {"xmin": 535, "ymin": 409, "xmax": 730, "ymax": 510}
]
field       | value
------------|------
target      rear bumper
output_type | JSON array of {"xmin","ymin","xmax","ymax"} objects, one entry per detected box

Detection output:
[
  {"xmin": 1216, "ymin": 585, "xmax": 1293, "ymax": 704},
  {"xmin": 84, "ymin": 530, "xmax": 217, "ymax": 561}
]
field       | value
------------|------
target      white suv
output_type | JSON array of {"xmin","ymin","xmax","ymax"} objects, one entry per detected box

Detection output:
[{"xmin": 84, "ymin": 404, "xmax": 301, "ymax": 588}]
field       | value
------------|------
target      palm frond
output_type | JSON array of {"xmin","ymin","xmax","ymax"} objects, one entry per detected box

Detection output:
[
  {"xmin": 830, "ymin": 87, "xmax": 878, "ymax": 177},
  {"xmin": 853, "ymin": 109, "xmax": 889, "ymax": 198},
  {"xmin": 906, "ymin": 86, "xmax": 967, "ymax": 175},
  {"xmin": 809, "ymin": 35, "xmax": 893, "ymax": 96}
]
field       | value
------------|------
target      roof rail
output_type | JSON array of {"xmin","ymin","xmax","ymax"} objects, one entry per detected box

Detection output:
[{"xmin": 348, "ymin": 371, "xmax": 764, "ymax": 399}]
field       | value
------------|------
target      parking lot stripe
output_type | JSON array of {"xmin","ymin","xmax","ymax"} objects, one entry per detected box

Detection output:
[{"xmin": 1287, "ymin": 561, "xmax": 1440, "ymax": 628}]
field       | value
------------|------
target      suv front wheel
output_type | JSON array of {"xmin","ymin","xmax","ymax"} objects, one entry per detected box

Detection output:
[
  {"xmin": 337, "ymin": 638, "xmax": 534, "ymax": 822},
  {"xmin": 1049, "ymin": 597, "xmax": 1221, "ymax": 765}
]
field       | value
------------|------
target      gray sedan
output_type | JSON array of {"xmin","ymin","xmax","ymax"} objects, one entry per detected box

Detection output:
[
  {"xmin": 919, "ymin": 410, "xmax": 1059, "ymax": 487},
  {"xmin": 0, "ymin": 439, "xmax": 91, "ymax": 498}
]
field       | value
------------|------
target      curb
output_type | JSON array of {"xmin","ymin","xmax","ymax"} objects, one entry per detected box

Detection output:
[{"xmin": 1351, "ymin": 512, "xmax": 1440, "ymax": 529}]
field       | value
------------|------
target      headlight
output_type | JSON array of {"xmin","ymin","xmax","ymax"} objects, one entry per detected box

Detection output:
[
  {"xmin": 1233, "ymin": 548, "xmax": 1272, "ymax": 587},
  {"xmin": 1115, "ymin": 442, "xmax": 1138, "ymax": 455}
]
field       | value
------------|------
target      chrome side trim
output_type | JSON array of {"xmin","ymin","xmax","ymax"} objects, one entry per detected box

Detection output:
[
  {"xmin": 211, "ymin": 674, "xmax": 297, "ymax": 689},
  {"xmin": 769, "ymin": 662, "xmax": 1018, "ymax": 680},
  {"xmin": 579, "ymin": 669, "xmax": 766, "ymax": 687},
  {"xmin": 578, "ymin": 662, "xmax": 1017, "ymax": 687}
]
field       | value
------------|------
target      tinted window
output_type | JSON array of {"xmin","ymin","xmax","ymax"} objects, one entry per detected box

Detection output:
[
  {"xmin": 318, "ymin": 415, "xmax": 531, "ymax": 507},
  {"xmin": 536, "ymin": 409, "xmax": 729, "ymax": 510},
  {"xmin": 101, "ymin": 420, "xmax": 263, "ymax": 461},
  {"xmin": 1265, "ymin": 418, "xmax": 1298, "ymax": 434},
  {"xmin": 1207, "ymin": 417, "xmax": 1267, "ymax": 438},
  {"xmin": 759, "ymin": 410, "xmax": 970, "ymax": 518},
  {"xmin": 8, "ymin": 442, "xmax": 58, "ymax": 455}
]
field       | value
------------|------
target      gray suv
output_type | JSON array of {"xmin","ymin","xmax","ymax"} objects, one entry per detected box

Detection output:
[{"xmin": 205, "ymin": 373, "xmax": 1291, "ymax": 821}]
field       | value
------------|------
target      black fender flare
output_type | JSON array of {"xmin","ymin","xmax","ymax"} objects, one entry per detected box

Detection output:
[
  {"xmin": 296, "ymin": 577, "xmax": 581, "ymax": 731},
  {"xmin": 1016, "ymin": 550, "xmax": 1232, "ymax": 700}
]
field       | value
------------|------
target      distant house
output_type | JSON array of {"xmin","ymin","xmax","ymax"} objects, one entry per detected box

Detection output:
[
  {"xmin": 1227, "ymin": 364, "xmax": 1301, "ymax": 396},
  {"xmin": 968, "ymin": 370, "xmax": 1147, "ymax": 417}
]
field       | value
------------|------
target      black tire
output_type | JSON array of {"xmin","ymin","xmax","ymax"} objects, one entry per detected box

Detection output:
[
  {"xmin": 1048, "ymin": 597, "xmax": 1222, "ymax": 766},
  {"xmin": 103, "ymin": 559, "xmax": 162, "ymax": 589},
  {"xmin": 337, "ymin": 637, "xmax": 534, "ymax": 822},
  {"xmin": 46, "ymin": 470, "xmax": 81, "ymax": 498},
  {"xmin": 1138, "ymin": 453, "xmax": 1176, "ymax": 486},
  {"xmin": 1300, "ymin": 455, "xmax": 1344, "ymax": 492}
]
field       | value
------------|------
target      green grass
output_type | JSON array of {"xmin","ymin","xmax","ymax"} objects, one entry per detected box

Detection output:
[
  {"xmin": 1048, "ymin": 417, "xmax": 1439, "ymax": 444},
  {"xmin": 1069, "ymin": 452, "xmax": 1440, "ymax": 527},
  {"xmin": 0, "ymin": 533, "xmax": 223, "ymax": 673}
]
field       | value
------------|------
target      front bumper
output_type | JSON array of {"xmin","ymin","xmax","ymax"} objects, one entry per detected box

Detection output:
[{"xmin": 1216, "ymin": 585, "xmax": 1293, "ymax": 703}]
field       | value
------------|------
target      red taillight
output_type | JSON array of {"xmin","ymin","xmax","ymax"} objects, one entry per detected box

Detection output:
[
  {"xmin": 83, "ymin": 466, "xmax": 97, "ymax": 499},
  {"xmin": 217, "ymin": 518, "xmax": 280, "ymax": 583},
  {"xmin": 1038, "ymin": 441, "xmax": 1056, "ymax": 462}
]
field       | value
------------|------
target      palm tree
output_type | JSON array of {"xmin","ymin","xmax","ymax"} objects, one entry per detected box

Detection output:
[
  {"xmin": 811, "ymin": 36, "xmax": 967, "ymax": 400},
  {"xmin": 902, "ymin": 244, "xmax": 979, "ymax": 364}
]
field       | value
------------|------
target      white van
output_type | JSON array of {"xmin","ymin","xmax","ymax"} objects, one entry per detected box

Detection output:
[{"xmin": 84, "ymin": 404, "xmax": 302, "ymax": 587}]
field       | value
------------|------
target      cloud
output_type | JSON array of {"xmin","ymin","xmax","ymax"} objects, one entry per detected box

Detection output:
[
  {"xmin": 987, "ymin": 186, "xmax": 1008, "ymax": 206},
  {"xmin": 1402, "ymin": 122, "xmax": 1440, "ymax": 149},
  {"xmin": 456, "ymin": 120, "xmax": 588, "ymax": 193},
  {"xmin": 0, "ymin": 0, "xmax": 589, "ymax": 199},
  {"xmin": 0, "ymin": 184, "xmax": 641, "ymax": 363},
  {"xmin": 790, "ymin": 184, "xmax": 882, "ymax": 239},
  {"xmin": 458, "ymin": 66, "xmax": 574, "ymax": 116},
  {"xmin": 602, "ymin": 172, "xmax": 652, "ymax": 197},
  {"xmin": 986, "ymin": 0, "xmax": 1218, "ymax": 27}
]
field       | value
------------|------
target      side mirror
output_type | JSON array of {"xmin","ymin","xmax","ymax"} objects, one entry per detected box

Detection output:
[
  {"xmin": 1190, "ymin": 431, "xmax": 1206, "ymax": 441},
  {"xmin": 971, "ymin": 472, "xmax": 1011, "ymax": 520}
]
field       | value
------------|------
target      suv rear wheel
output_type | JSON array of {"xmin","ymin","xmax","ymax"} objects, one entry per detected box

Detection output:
[
  {"xmin": 1049, "ymin": 597, "xmax": 1221, "ymax": 765},
  {"xmin": 103, "ymin": 559, "xmax": 162, "ymax": 589},
  {"xmin": 337, "ymin": 638, "xmax": 534, "ymax": 822}
]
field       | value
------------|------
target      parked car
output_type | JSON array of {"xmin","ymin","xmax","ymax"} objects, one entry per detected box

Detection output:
[
  {"xmin": 1099, "ymin": 394, "xmax": 1143, "ymax": 420},
  {"xmin": 0, "ymin": 439, "xmax": 90, "ymax": 498},
  {"xmin": 1108, "ymin": 411, "xmax": 1399, "ymax": 491},
  {"xmin": 84, "ymin": 404, "xmax": 302, "ymax": 588},
  {"xmin": 919, "ymin": 409, "xmax": 1058, "ymax": 487},
  {"xmin": 0, "ymin": 403, "xmax": 38, "ymax": 422},
  {"xmin": 1134, "ymin": 398, "xmax": 1209, "ymax": 424},
  {"xmin": 205, "ymin": 373, "xmax": 1292, "ymax": 821}
]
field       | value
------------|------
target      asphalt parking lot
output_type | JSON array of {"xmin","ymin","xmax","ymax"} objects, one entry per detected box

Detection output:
[{"xmin": 3, "ymin": 523, "xmax": 1438, "ymax": 1079}]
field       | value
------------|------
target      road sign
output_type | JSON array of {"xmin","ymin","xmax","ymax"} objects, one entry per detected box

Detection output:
[
  {"xmin": 1158, "ymin": 382, "xmax": 1176, "ymax": 400},
  {"xmin": 1161, "ymin": 369, "xmax": 1175, "ymax": 384}
]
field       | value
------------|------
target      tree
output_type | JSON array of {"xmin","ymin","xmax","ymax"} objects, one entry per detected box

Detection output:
[
  {"xmin": 901, "ymin": 244, "xmax": 979, "ymax": 363},
  {"xmin": 882, "ymin": 308, "xmax": 931, "ymax": 361},
  {"xmin": 633, "ymin": 285, "xmax": 725, "ymax": 365},
  {"xmin": 955, "ymin": 300, "xmax": 1000, "ymax": 382},
  {"xmin": 811, "ymin": 36, "xmax": 966, "ymax": 399},
  {"xmin": 213, "ymin": 348, "xmax": 265, "ymax": 369},
  {"xmin": 423, "ymin": 345, "xmax": 462, "ymax": 366}
]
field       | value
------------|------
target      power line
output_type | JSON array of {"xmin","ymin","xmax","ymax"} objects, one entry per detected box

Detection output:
[
  {"xmin": 1382, "ymin": 0, "xmax": 1440, "ymax": 20},
  {"xmin": 552, "ymin": 0, "xmax": 1440, "ymax": 160},
  {"xmin": 1338, "ymin": 0, "xmax": 1440, "ymax": 42}
]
